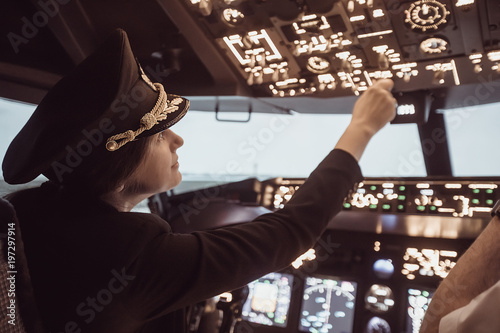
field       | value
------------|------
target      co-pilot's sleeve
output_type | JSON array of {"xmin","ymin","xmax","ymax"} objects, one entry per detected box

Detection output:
[
  {"xmin": 129, "ymin": 149, "xmax": 363, "ymax": 322},
  {"xmin": 439, "ymin": 280, "xmax": 500, "ymax": 333}
]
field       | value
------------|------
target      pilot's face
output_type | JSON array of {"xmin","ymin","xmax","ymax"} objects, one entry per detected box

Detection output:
[{"xmin": 126, "ymin": 129, "xmax": 184, "ymax": 195}]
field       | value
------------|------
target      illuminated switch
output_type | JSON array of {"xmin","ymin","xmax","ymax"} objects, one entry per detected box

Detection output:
[
  {"xmin": 382, "ymin": 204, "xmax": 391, "ymax": 211},
  {"xmin": 348, "ymin": 0, "xmax": 355, "ymax": 12},
  {"xmin": 398, "ymin": 195, "xmax": 406, "ymax": 201},
  {"xmin": 378, "ymin": 53, "xmax": 390, "ymax": 70},
  {"xmin": 399, "ymin": 185, "xmax": 406, "ymax": 192},
  {"xmin": 344, "ymin": 202, "xmax": 352, "ymax": 210},
  {"xmin": 429, "ymin": 205, "xmax": 437, "ymax": 213},
  {"xmin": 486, "ymin": 199, "xmax": 494, "ymax": 206},
  {"xmin": 370, "ymin": 185, "xmax": 377, "ymax": 191},
  {"xmin": 486, "ymin": 189, "xmax": 494, "ymax": 194},
  {"xmin": 472, "ymin": 189, "xmax": 480, "ymax": 194},
  {"xmin": 369, "ymin": 204, "xmax": 378, "ymax": 210},
  {"xmin": 397, "ymin": 204, "xmax": 405, "ymax": 212},
  {"xmin": 471, "ymin": 198, "xmax": 480, "ymax": 205},
  {"xmin": 417, "ymin": 205, "xmax": 426, "ymax": 212}
]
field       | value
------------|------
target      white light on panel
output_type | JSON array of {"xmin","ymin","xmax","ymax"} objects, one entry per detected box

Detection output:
[{"xmin": 456, "ymin": 0, "xmax": 474, "ymax": 7}]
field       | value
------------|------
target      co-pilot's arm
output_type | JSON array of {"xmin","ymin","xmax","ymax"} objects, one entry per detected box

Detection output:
[{"xmin": 420, "ymin": 216, "xmax": 500, "ymax": 333}]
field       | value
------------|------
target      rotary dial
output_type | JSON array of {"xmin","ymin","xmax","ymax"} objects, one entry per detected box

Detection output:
[
  {"xmin": 405, "ymin": 0, "xmax": 450, "ymax": 32},
  {"xmin": 306, "ymin": 56, "xmax": 331, "ymax": 74},
  {"xmin": 222, "ymin": 8, "xmax": 245, "ymax": 26},
  {"xmin": 365, "ymin": 284, "xmax": 395, "ymax": 314},
  {"xmin": 420, "ymin": 37, "xmax": 448, "ymax": 54},
  {"xmin": 366, "ymin": 317, "xmax": 391, "ymax": 333}
]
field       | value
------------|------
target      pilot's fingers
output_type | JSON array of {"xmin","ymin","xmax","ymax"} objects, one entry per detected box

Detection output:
[{"xmin": 371, "ymin": 78, "xmax": 394, "ymax": 91}]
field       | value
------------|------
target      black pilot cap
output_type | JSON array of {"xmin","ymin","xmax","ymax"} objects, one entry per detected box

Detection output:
[{"xmin": 2, "ymin": 29, "xmax": 189, "ymax": 185}]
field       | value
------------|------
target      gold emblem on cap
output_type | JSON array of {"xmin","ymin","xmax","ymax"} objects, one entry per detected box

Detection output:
[
  {"xmin": 105, "ymin": 83, "xmax": 183, "ymax": 151},
  {"xmin": 137, "ymin": 63, "xmax": 157, "ymax": 91}
]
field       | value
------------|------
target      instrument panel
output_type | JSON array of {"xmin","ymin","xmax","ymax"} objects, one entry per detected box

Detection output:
[
  {"xmin": 179, "ymin": 0, "xmax": 500, "ymax": 99},
  {"xmin": 226, "ymin": 177, "xmax": 498, "ymax": 332},
  {"xmin": 233, "ymin": 230, "xmax": 472, "ymax": 333},
  {"xmin": 160, "ymin": 177, "xmax": 498, "ymax": 332},
  {"xmin": 264, "ymin": 177, "xmax": 500, "ymax": 218}
]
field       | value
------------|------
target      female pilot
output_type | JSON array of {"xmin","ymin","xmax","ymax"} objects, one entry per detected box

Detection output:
[{"xmin": 2, "ymin": 29, "xmax": 396, "ymax": 332}]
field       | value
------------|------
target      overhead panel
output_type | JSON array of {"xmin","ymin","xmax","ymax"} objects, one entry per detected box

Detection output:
[{"xmin": 180, "ymin": 0, "xmax": 500, "ymax": 99}]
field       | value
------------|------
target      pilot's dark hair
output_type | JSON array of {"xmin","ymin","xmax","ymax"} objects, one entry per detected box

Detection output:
[{"xmin": 58, "ymin": 135, "xmax": 155, "ymax": 197}]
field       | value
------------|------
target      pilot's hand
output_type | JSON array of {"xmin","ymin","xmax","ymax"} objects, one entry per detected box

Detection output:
[
  {"xmin": 350, "ymin": 79, "xmax": 397, "ymax": 137},
  {"xmin": 334, "ymin": 79, "xmax": 397, "ymax": 161}
]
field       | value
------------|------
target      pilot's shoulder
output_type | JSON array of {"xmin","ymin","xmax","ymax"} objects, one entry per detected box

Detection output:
[{"xmin": 115, "ymin": 211, "xmax": 172, "ymax": 235}]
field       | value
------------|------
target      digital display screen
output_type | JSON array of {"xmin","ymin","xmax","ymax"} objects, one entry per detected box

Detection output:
[
  {"xmin": 406, "ymin": 288, "xmax": 434, "ymax": 333},
  {"xmin": 299, "ymin": 276, "xmax": 357, "ymax": 333},
  {"xmin": 241, "ymin": 272, "xmax": 293, "ymax": 327}
]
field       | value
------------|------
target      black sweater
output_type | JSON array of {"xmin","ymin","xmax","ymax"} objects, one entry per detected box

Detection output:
[{"xmin": 9, "ymin": 149, "xmax": 362, "ymax": 332}]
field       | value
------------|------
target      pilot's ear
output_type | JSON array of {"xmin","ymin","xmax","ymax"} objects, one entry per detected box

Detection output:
[{"xmin": 115, "ymin": 184, "xmax": 125, "ymax": 193}]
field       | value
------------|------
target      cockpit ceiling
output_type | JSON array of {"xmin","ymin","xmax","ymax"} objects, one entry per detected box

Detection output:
[{"xmin": 1, "ymin": 0, "xmax": 500, "ymax": 110}]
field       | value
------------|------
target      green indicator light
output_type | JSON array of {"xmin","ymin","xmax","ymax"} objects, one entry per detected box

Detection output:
[
  {"xmin": 370, "ymin": 186, "xmax": 377, "ymax": 191},
  {"xmin": 369, "ymin": 204, "xmax": 377, "ymax": 209},
  {"xmin": 486, "ymin": 199, "xmax": 494, "ymax": 205},
  {"xmin": 382, "ymin": 204, "xmax": 391, "ymax": 210},
  {"xmin": 423, "ymin": 291, "xmax": 429, "ymax": 297},
  {"xmin": 472, "ymin": 199, "xmax": 480, "ymax": 204},
  {"xmin": 268, "ymin": 313, "xmax": 274, "ymax": 318},
  {"xmin": 398, "ymin": 204, "xmax": 404, "ymax": 210},
  {"xmin": 486, "ymin": 189, "xmax": 494, "ymax": 194},
  {"xmin": 399, "ymin": 186, "xmax": 406, "ymax": 191},
  {"xmin": 344, "ymin": 202, "xmax": 352, "ymax": 209},
  {"xmin": 430, "ymin": 206, "xmax": 437, "ymax": 211},
  {"xmin": 398, "ymin": 195, "xmax": 406, "ymax": 200},
  {"xmin": 417, "ymin": 205, "xmax": 425, "ymax": 211},
  {"xmin": 473, "ymin": 189, "xmax": 480, "ymax": 194}
]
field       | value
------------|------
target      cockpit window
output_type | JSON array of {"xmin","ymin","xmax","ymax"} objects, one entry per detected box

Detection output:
[
  {"xmin": 0, "ymin": 98, "xmax": 41, "ymax": 196},
  {"xmin": 173, "ymin": 110, "xmax": 426, "ymax": 182},
  {"xmin": 444, "ymin": 102, "xmax": 500, "ymax": 177}
]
